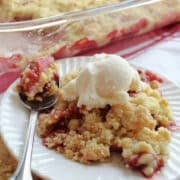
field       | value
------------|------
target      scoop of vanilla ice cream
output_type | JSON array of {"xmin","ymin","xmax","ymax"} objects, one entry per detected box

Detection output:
[{"xmin": 61, "ymin": 54, "xmax": 143, "ymax": 110}]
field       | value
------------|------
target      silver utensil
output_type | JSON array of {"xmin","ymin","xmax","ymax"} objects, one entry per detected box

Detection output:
[{"xmin": 10, "ymin": 94, "xmax": 57, "ymax": 180}]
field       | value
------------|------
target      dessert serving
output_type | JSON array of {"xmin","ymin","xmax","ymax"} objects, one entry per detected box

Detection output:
[
  {"xmin": 16, "ymin": 56, "xmax": 59, "ymax": 101},
  {"xmin": 34, "ymin": 54, "xmax": 173, "ymax": 178}
]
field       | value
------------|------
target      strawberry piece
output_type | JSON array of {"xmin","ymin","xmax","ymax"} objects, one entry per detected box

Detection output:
[
  {"xmin": 53, "ymin": 45, "xmax": 67, "ymax": 59},
  {"xmin": 145, "ymin": 70, "xmax": 163, "ymax": 83},
  {"xmin": 138, "ymin": 69, "xmax": 164, "ymax": 83},
  {"xmin": 51, "ymin": 102, "xmax": 81, "ymax": 120},
  {"xmin": 71, "ymin": 37, "xmax": 97, "ymax": 50},
  {"xmin": 126, "ymin": 153, "xmax": 164, "ymax": 178},
  {"xmin": 107, "ymin": 30, "xmax": 118, "ymax": 40}
]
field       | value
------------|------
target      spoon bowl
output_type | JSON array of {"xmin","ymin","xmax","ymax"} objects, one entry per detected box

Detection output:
[{"xmin": 19, "ymin": 93, "xmax": 58, "ymax": 111}]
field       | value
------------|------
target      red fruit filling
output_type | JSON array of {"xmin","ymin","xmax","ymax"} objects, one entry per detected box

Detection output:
[
  {"xmin": 138, "ymin": 69, "xmax": 164, "ymax": 83},
  {"xmin": 50, "ymin": 101, "xmax": 82, "ymax": 121},
  {"xmin": 126, "ymin": 153, "xmax": 164, "ymax": 178},
  {"xmin": 20, "ymin": 56, "xmax": 55, "ymax": 92}
]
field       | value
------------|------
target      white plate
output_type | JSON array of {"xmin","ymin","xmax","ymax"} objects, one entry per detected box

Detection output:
[{"xmin": 1, "ymin": 57, "xmax": 180, "ymax": 180}]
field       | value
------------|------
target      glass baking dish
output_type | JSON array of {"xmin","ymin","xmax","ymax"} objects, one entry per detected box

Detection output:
[{"xmin": 0, "ymin": 0, "xmax": 179, "ymax": 78}]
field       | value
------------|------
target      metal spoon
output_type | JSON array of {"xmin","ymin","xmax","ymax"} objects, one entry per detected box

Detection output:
[{"xmin": 10, "ymin": 93, "xmax": 58, "ymax": 180}]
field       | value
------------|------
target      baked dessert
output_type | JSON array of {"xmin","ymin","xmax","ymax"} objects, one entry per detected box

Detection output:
[
  {"xmin": 17, "ymin": 56, "xmax": 59, "ymax": 101},
  {"xmin": 0, "ymin": 0, "xmax": 124, "ymax": 21},
  {"xmin": 0, "ymin": 0, "xmax": 180, "ymax": 60},
  {"xmin": 37, "ymin": 54, "xmax": 173, "ymax": 178}
]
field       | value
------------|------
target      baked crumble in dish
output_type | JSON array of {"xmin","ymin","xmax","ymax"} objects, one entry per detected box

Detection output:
[
  {"xmin": 16, "ymin": 56, "xmax": 59, "ymax": 101},
  {"xmin": 36, "ymin": 54, "xmax": 173, "ymax": 178},
  {"xmin": 0, "ymin": 0, "xmax": 180, "ymax": 74},
  {"xmin": 0, "ymin": 0, "xmax": 125, "ymax": 21}
]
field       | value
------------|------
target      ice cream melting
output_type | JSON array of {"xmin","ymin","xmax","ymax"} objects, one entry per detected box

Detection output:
[{"xmin": 61, "ymin": 54, "xmax": 143, "ymax": 110}]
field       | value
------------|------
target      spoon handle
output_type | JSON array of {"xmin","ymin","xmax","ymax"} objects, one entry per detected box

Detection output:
[{"xmin": 10, "ymin": 110, "xmax": 37, "ymax": 180}]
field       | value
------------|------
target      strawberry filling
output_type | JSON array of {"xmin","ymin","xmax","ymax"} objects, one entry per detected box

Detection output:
[
  {"xmin": 126, "ymin": 153, "xmax": 164, "ymax": 178},
  {"xmin": 20, "ymin": 56, "xmax": 55, "ymax": 92},
  {"xmin": 50, "ymin": 101, "xmax": 82, "ymax": 121},
  {"xmin": 138, "ymin": 69, "xmax": 164, "ymax": 83}
]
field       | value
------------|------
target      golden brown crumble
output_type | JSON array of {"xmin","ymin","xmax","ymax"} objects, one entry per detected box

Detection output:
[{"xmin": 37, "ymin": 70, "xmax": 173, "ymax": 177}]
